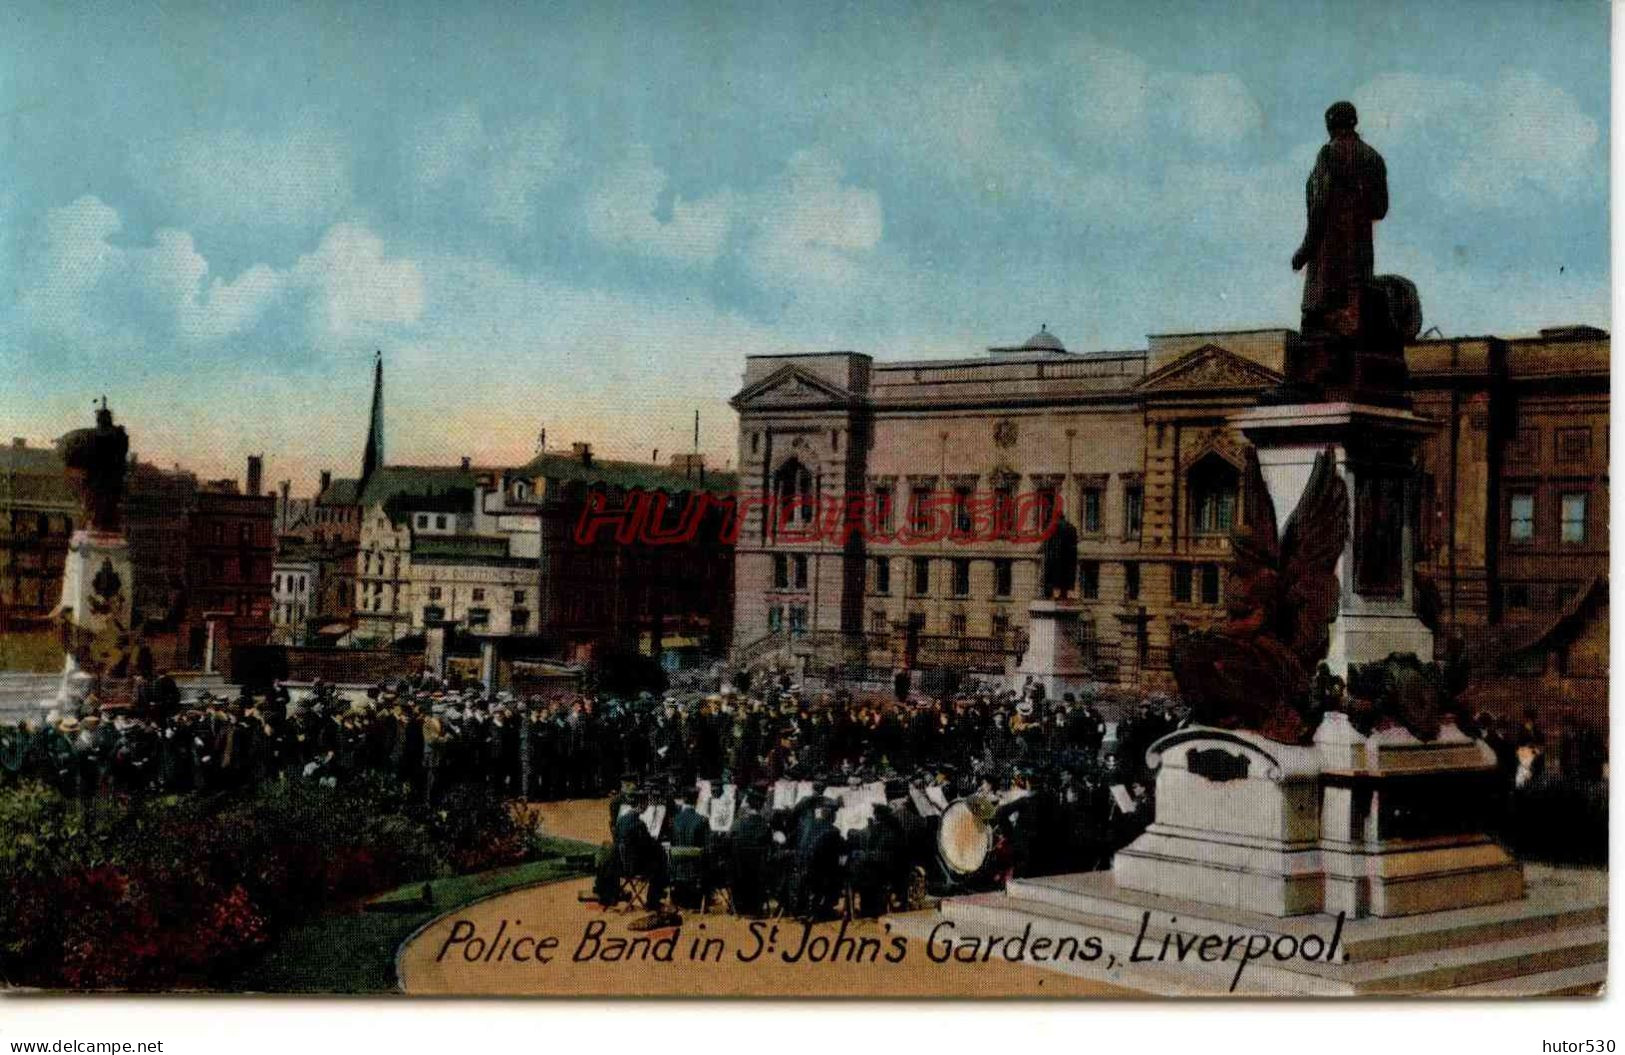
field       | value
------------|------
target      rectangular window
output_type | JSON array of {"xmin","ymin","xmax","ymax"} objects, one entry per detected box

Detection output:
[
  {"xmin": 789, "ymin": 605, "xmax": 809, "ymax": 634},
  {"xmin": 909, "ymin": 486, "xmax": 933, "ymax": 532},
  {"xmin": 952, "ymin": 558, "xmax": 971, "ymax": 597},
  {"xmin": 767, "ymin": 605, "xmax": 783, "ymax": 632},
  {"xmin": 991, "ymin": 612, "xmax": 1009, "ymax": 641},
  {"xmin": 873, "ymin": 556, "xmax": 891, "ymax": 595},
  {"xmin": 513, "ymin": 589, "xmax": 527, "ymax": 605},
  {"xmin": 912, "ymin": 557, "xmax": 931, "ymax": 596},
  {"xmin": 435, "ymin": 515, "xmax": 447, "ymax": 529},
  {"xmin": 993, "ymin": 482, "xmax": 1015, "ymax": 537},
  {"xmin": 1200, "ymin": 563, "xmax": 1221, "ymax": 605},
  {"xmin": 952, "ymin": 485, "xmax": 974, "ymax": 536},
  {"xmin": 1560, "ymin": 493, "xmax": 1587, "ymax": 543},
  {"xmin": 1173, "ymin": 564, "xmax": 1193, "ymax": 603},
  {"xmin": 949, "ymin": 612, "xmax": 967, "ymax": 637},
  {"xmin": 793, "ymin": 553, "xmax": 809, "ymax": 589},
  {"xmin": 416, "ymin": 514, "xmax": 428, "ymax": 528},
  {"xmin": 1124, "ymin": 561, "xmax": 1141, "ymax": 601},
  {"xmin": 1080, "ymin": 487, "xmax": 1103, "ymax": 534},
  {"xmin": 773, "ymin": 553, "xmax": 789, "ymax": 589},
  {"xmin": 1556, "ymin": 427, "xmax": 1591, "ymax": 463},
  {"xmin": 993, "ymin": 558, "xmax": 1013, "ymax": 598},
  {"xmin": 1035, "ymin": 486, "xmax": 1059, "ymax": 531},
  {"xmin": 1508, "ymin": 493, "xmax": 1535, "ymax": 542},
  {"xmin": 511, "ymin": 609, "xmax": 530, "ymax": 630},
  {"xmin": 873, "ymin": 485, "xmax": 895, "ymax": 534},
  {"xmin": 472, "ymin": 588, "xmax": 486, "ymax": 602},
  {"xmin": 428, "ymin": 586, "xmax": 442, "ymax": 601},
  {"xmin": 1078, "ymin": 561, "xmax": 1099, "ymax": 600},
  {"xmin": 870, "ymin": 610, "xmax": 888, "ymax": 635},
  {"xmin": 1123, "ymin": 485, "xmax": 1143, "ymax": 539}
]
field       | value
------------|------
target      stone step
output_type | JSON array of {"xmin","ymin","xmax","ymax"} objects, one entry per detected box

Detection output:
[
  {"xmin": 914, "ymin": 887, "xmax": 1606, "ymax": 997},
  {"xmin": 1005, "ymin": 866, "xmax": 1606, "ymax": 963},
  {"xmin": 1430, "ymin": 960, "xmax": 1607, "ymax": 998}
]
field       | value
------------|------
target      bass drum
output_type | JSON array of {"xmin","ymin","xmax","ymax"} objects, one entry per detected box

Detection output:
[{"xmin": 936, "ymin": 795, "xmax": 1001, "ymax": 888}]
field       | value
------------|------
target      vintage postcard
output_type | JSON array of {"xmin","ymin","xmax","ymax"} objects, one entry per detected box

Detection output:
[{"xmin": 0, "ymin": 0, "xmax": 1608, "ymax": 1002}]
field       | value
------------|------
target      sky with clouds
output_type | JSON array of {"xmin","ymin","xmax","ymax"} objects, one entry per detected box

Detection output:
[{"xmin": 0, "ymin": 0, "xmax": 1609, "ymax": 491}]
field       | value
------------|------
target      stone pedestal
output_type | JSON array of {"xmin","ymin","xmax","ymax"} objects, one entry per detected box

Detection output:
[
  {"xmin": 1115, "ymin": 728, "xmax": 1326, "ymax": 915},
  {"xmin": 50, "ymin": 530, "xmax": 134, "ymax": 712},
  {"xmin": 1115, "ymin": 716, "xmax": 1524, "ymax": 920},
  {"xmin": 1315, "ymin": 712, "xmax": 1524, "ymax": 917},
  {"xmin": 1231, "ymin": 402, "xmax": 1438, "ymax": 678},
  {"xmin": 1012, "ymin": 599, "xmax": 1092, "ymax": 699}
]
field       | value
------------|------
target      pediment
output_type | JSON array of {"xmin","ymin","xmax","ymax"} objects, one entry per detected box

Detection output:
[
  {"xmin": 730, "ymin": 364, "xmax": 858, "ymax": 411},
  {"xmin": 1137, "ymin": 344, "xmax": 1282, "ymax": 394}
]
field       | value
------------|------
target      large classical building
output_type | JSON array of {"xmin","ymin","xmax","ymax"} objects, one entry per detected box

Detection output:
[{"xmin": 729, "ymin": 324, "xmax": 1608, "ymax": 714}]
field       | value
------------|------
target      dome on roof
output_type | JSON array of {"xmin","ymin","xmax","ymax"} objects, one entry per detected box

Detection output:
[{"xmin": 1022, "ymin": 325, "xmax": 1066, "ymax": 352}]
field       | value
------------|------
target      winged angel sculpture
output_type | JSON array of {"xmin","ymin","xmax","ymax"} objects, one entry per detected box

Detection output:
[{"xmin": 1172, "ymin": 446, "xmax": 1347, "ymax": 745}]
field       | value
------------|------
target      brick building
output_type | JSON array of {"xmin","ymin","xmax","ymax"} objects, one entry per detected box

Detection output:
[{"xmin": 730, "ymin": 324, "xmax": 1608, "ymax": 718}]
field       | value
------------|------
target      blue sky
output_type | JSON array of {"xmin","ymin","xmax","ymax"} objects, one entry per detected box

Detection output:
[{"xmin": 0, "ymin": 0, "xmax": 1609, "ymax": 490}]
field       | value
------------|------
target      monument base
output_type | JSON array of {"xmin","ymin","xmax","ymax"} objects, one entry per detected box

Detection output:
[
  {"xmin": 1011, "ymin": 599, "xmax": 1094, "ymax": 699},
  {"xmin": 1114, "ymin": 717, "xmax": 1522, "ymax": 920},
  {"xmin": 1113, "ymin": 728, "xmax": 1327, "ymax": 916},
  {"xmin": 1314, "ymin": 712, "xmax": 1524, "ymax": 918},
  {"xmin": 48, "ymin": 530, "xmax": 134, "ymax": 713}
]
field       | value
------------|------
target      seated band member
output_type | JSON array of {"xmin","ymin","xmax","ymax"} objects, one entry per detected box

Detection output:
[
  {"xmin": 728, "ymin": 789, "xmax": 776, "ymax": 917},
  {"xmin": 593, "ymin": 791, "xmax": 669, "ymax": 908}
]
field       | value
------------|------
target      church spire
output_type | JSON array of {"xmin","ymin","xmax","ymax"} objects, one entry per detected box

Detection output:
[{"xmin": 361, "ymin": 351, "xmax": 385, "ymax": 483}]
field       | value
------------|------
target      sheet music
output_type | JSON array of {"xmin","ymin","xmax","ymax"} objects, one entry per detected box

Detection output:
[
  {"xmin": 640, "ymin": 803, "xmax": 666, "ymax": 837},
  {"xmin": 908, "ymin": 787, "xmax": 943, "ymax": 817},
  {"xmin": 771, "ymin": 780, "xmax": 796, "ymax": 812},
  {"xmin": 1110, "ymin": 784, "xmax": 1135, "ymax": 814},
  {"xmin": 924, "ymin": 785, "xmax": 950, "ymax": 812},
  {"xmin": 708, "ymin": 785, "xmax": 736, "ymax": 830}
]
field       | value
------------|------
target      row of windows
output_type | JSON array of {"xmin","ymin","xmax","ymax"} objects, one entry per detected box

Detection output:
[
  {"xmin": 768, "ymin": 554, "xmax": 1220, "ymax": 606},
  {"xmin": 1507, "ymin": 491, "xmax": 1590, "ymax": 544},
  {"xmin": 418, "ymin": 605, "xmax": 530, "ymax": 630},
  {"xmin": 422, "ymin": 586, "xmax": 527, "ymax": 604},
  {"xmin": 274, "ymin": 572, "xmax": 310, "ymax": 595},
  {"xmin": 414, "ymin": 513, "xmax": 452, "ymax": 530}
]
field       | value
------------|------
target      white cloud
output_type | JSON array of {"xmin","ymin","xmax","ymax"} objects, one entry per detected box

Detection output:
[
  {"xmin": 742, "ymin": 149, "xmax": 883, "ymax": 294},
  {"xmin": 289, "ymin": 222, "xmax": 425, "ymax": 342},
  {"xmin": 582, "ymin": 147, "xmax": 735, "ymax": 265},
  {"xmin": 410, "ymin": 106, "xmax": 567, "ymax": 229},
  {"xmin": 1165, "ymin": 72, "xmax": 1264, "ymax": 147},
  {"xmin": 1356, "ymin": 69, "xmax": 1601, "ymax": 207},
  {"xmin": 131, "ymin": 117, "xmax": 352, "ymax": 232},
  {"xmin": 18, "ymin": 197, "xmax": 421, "ymax": 354}
]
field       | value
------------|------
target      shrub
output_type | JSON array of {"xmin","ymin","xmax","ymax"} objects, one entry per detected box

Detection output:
[{"xmin": 0, "ymin": 773, "xmax": 537, "ymax": 990}]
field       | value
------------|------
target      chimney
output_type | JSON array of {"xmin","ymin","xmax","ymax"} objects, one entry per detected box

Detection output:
[
  {"xmin": 572, "ymin": 442, "xmax": 593, "ymax": 466},
  {"xmin": 460, "ymin": 456, "xmax": 472, "ymax": 470},
  {"xmin": 320, "ymin": 470, "xmax": 333, "ymax": 493},
  {"xmin": 536, "ymin": 428, "xmax": 547, "ymax": 454},
  {"xmin": 246, "ymin": 454, "xmax": 264, "ymax": 496}
]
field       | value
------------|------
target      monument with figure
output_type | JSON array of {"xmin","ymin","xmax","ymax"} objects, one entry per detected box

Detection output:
[
  {"xmin": 902, "ymin": 102, "xmax": 1601, "ymax": 994},
  {"xmin": 48, "ymin": 399, "xmax": 135, "ymax": 712},
  {"xmin": 1012, "ymin": 512, "xmax": 1092, "ymax": 699}
]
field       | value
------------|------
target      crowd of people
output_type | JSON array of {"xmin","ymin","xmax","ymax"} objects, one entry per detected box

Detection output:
[{"xmin": 0, "ymin": 666, "xmax": 1602, "ymax": 922}]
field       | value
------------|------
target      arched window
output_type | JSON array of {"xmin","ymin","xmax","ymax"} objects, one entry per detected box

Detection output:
[
  {"xmin": 773, "ymin": 457, "xmax": 815, "ymax": 527},
  {"xmin": 1189, "ymin": 455, "xmax": 1239, "ymax": 536}
]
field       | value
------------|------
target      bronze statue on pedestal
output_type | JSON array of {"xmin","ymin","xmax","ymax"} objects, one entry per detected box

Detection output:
[{"xmin": 1271, "ymin": 101, "xmax": 1422, "ymax": 406}]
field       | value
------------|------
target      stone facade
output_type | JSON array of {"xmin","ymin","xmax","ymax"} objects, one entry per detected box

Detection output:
[{"xmin": 730, "ymin": 325, "xmax": 1609, "ymax": 709}]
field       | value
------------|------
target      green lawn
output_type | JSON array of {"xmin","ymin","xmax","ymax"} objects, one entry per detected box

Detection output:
[{"xmin": 229, "ymin": 836, "xmax": 598, "ymax": 994}]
